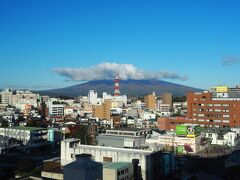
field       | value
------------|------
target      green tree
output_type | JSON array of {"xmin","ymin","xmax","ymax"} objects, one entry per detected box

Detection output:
[
  {"xmin": 17, "ymin": 158, "xmax": 33, "ymax": 172},
  {"xmin": 1, "ymin": 120, "xmax": 9, "ymax": 127}
]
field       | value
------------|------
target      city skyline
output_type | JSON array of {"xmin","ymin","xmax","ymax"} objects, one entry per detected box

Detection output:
[{"xmin": 1, "ymin": 0, "xmax": 240, "ymax": 90}]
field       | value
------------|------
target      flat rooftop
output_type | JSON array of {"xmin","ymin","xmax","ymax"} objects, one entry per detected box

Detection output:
[
  {"xmin": 103, "ymin": 162, "xmax": 131, "ymax": 170},
  {"xmin": 111, "ymin": 127, "xmax": 147, "ymax": 132},
  {"xmin": 8, "ymin": 126, "xmax": 47, "ymax": 131}
]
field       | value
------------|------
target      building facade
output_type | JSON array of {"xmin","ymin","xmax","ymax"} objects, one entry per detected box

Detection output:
[
  {"xmin": 0, "ymin": 127, "xmax": 49, "ymax": 147},
  {"xmin": 61, "ymin": 139, "xmax": 170, "ymax": 180},
  {"xmin": 144, "ymin": 94, "xmax": 156, "ymax": 110},
  {"xmin": 93, "ymin": 100, "xmax": 112, "ymax": 120},
  {"xmin": 187, "ymin": 90, "xmax": 240, "ymax": 128}
]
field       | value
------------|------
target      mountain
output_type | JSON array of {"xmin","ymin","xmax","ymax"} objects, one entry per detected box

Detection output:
[{"xmin": 37, "ymin": 80, "xmax": 203, "ymax": 97}]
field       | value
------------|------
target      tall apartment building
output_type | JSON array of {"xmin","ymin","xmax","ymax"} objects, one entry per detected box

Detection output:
[
  {"xmin": 93, "ymin": 100, "xmax": 112, "ymax": 120},
  {"xmin": 88, "ymin": 90, "xmax": 98, "ymax": 105},
  {"xmin": 162, "ymin": 93, "xmax": 173, "ymax": 108},
  {"xmin": 187, "ymin": 86, "xmax": 240, "ymax": 128},
  {"xmin": 144, "ymin": 93, "xmax": 156, "ymax": 110}
]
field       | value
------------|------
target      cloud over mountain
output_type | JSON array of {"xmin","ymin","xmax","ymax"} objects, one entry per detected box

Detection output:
[{"xmin": 53, "ymin": 62, "xmax": 188, "ymax": 81}]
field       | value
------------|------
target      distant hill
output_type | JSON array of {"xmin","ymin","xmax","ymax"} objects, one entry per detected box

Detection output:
[{"xmin": 37, "ymin": 79, "xmax": 203, "ymax": 97}]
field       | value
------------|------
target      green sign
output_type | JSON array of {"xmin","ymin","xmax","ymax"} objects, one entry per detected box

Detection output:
[
  {"xmin": 177, "ymin": 146, "xmax": 184, "ymax": 153},
  {"xmin": 176, "ymin": 125, "xmax": 187, "ymax": 136}
]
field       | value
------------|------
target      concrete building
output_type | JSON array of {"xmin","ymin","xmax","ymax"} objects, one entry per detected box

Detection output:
[
  {"xmin": 0, "ymin": 126, "xmax": 49, "ymax": 147},
  {"xmin": 49, "ymin": 101, "xmax": 65, "ymax": 117},
  {"xmin": 204, "ymin": 128, "xmax": 240, "ymax": 147},
  {"xmin": 93, "ymin": 100, "xmax": 112, "ymax": 120},
  {"xmin": 187, "ymin": 88, "xmax": 240, "ymax": 128},
  {"xmin": 144, "ymin": 94, "xmax": 156, "ymax": 110},
  {"xmin": 103, "ymin": 162, "xmax": 133, "ymax": 180},
  {"xmin": 61, "ymin": 138, "xmax": 171, "ymax": 180},
  {"xmin": 0, "ymin": 89, "xmax": 16, "ymax": 106},
  {"xmin": 103, "ymin": 92, "xmax": 127, "ymax": 107},
  {"xmin": 63, "ymin": 154, "xmax": 103, "ymax": 180},
  {"xmin": 146, "ymin": 133, "xmax": 207, "ymax": 154},
  {"xmin": 162, "ymin": 93, "xmax": 173, "ymax": 109},
  {"xmin": 97, "ymin": 128, "xmax": 150, "ymax": 148},
  {"xmin": 88, "ymin": 90, "xmax": 98, "ymax": 105}
]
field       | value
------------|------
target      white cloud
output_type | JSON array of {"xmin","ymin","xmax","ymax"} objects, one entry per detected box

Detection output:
[{"xmin": 53, "ymin": 62, "xmax": 188, "ymax": 81}]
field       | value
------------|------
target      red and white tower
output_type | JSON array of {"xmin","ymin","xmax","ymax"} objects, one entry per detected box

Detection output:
[{"xmin": 114, "ymin": 74, "xmax": 120, "ymax": 96}]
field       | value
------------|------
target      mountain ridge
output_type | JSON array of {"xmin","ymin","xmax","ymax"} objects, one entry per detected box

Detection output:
[{"xmin": 37, "ymin": 79, "xmax": 203, "ymax": 97}]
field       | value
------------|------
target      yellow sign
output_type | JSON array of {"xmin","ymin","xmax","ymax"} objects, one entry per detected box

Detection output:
[
  {"xmin": 215, "ymin": 86, "xmax": 228, "ymax": 93},
  {"xmin": 187, "ymin": 134, "xmax": 195, "ymax": 138}
]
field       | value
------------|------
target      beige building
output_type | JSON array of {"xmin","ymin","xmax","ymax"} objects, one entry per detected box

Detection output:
[
  {"xmin": 162, "ymin": 93, "xmax": 173, "ymax": 108},
  {"xmin": 103, "ymin": 162, "xmax": 133, "ymax": 180},
  {"xmin": 93, "ymin": 100, "xmax": 112, "ymax": 120},
  {"xmin": 144, "ymin": 94, "xmax": 156, "ymax": 110}
]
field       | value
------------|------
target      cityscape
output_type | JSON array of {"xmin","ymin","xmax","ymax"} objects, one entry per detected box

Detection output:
[{"xmin": 1, "ymin": 1, "xmax": 240, "ymax": 180}]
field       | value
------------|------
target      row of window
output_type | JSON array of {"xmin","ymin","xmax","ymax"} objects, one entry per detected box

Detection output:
[
  {"xmin": 193, "ymin": 113, "xmax": 230, "ymax": 118},
  {"xmin": 193, "ymin": 103, "xmax": 230, "ymax": 107},
  {"xmin": 192, "ymin": 118, "xmax": 230, "ymax": 123}
]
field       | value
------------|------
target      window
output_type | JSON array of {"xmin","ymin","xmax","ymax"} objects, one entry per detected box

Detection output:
[
  {"xmin": 222, "ymin": 120, "xmax": 230, "ymax": 123},
  {"xmin": 223, "ymin": 114, "xmax": 230, "ymax": 118},
  {"xmin": 103, "ymin": 156, "xmax": 112, "ymax": 162},
  {"xmin": 223, "ymin": 104, "xmax": 229, "ymax": 107}
]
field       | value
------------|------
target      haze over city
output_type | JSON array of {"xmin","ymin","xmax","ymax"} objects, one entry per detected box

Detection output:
[{"xmin": 1, "ymin": 0, "xmax": 240, "ymax": 90}]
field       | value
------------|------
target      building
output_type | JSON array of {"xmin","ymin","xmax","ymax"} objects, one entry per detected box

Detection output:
[
  {"xmin": 0, "ymin": 89, "xmax": 15, "ymax": 106},
  {"xmin": 88, "ymin": 90, "xmax": 98, "ymax": 105},
  {"xmin": 48, "ymin": 101, "xmax": 65, "ymax": 117},
  {"xmin": 0, "ymin": 126, "xmax": 49, "ymax": 147},
  {"xmin": 162, "ymin": 93, "xmax": 173, "ymax": 109},
  {"xmin": 97, "ymin": 128, "xmax": 150, "ymax": 148},
  {"xmin": 103, "ymin": 92, "xmax": 127, "ymax": 107},
  {"xmin": 63, "ymin": 154, "xmax": 103, "ymax": 180},
  {"xmin": 61, "ymin": 138, "xmax": 172, "ymax": 180},
  {"xmin": 103, "ymin": 162, "xmax": 133, "ymax": 180},
  {"xmin": 204, "ymin": 128, "xmax": 239, "ymax": 147},
  {"xmin": 146, "ymin": 128, "xmax": 207, "ymax": 154},
  {"xmin": 144, "ymin": 94, "xmax": 156, "ymax": 110},
  {"xmin": 187, "ymin": 89, "xmax": 240, "ymax": 128},
  {"xmin": 93, "ymin": 100, "xmax": 112, "ymax": 120}
]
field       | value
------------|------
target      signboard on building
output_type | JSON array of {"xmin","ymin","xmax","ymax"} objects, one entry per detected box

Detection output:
[
  {"xmin": 215, "ymin": 86, "xmax": 228, "ymax": 93},
  {"xmin": 176, "ymin": 125, "xmax": 187, "ymax": 136},
  {"xmin": 177, "ymin": 146, "xmax": 184, "ymax": 153},
  {"xmin": 176, "ymin": 125, "xmax": 201, "ymax": 138}
]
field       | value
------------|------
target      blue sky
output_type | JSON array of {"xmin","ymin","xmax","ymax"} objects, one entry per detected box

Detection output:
[{"xmin": 0, "ymin": 0, "xmax": 240, "ymax": 90}]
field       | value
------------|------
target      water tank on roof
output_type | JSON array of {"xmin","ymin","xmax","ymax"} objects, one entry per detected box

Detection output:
[{"xmin": 63, "ymin": 154, "xmax": 103, "ymax": 180}]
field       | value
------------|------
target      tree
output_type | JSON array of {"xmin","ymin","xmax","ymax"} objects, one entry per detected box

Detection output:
[
  {"xmin": 17, "ymin": 158, "xmax": 33, "ymax": 172},
  {"xmin": 1, "ymin": 120, "xmax": 9, "ymax": 127}
]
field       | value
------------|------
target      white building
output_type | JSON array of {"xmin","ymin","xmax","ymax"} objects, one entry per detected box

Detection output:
[
  {"xmin": 0, "ymin": 89, "xmax": 40, "ymax": 110},
  {"xmin": 88, "ymin": 90, "xmax": 98, "ymax": 105},
  {"xmin": 61, "ymin": 139, "xmax": 168, "ymax": 180},
  {"xmin": 48, "ymin": 99, "xmax": 65, "ymax": 117},
  {"xmin": 0, "ymin": 127, "xmax": 49, "ymax": 147},
  {"xmin": 146, "ymin": 133, "xmax": 207, "ymax": 154},
  {"xmin": 102, "ymin": 92, "xmax": 127, "ymax": 107},
  {"xmin": 205, "ymin": 128, "xmax": 240, "ymax": 147}
]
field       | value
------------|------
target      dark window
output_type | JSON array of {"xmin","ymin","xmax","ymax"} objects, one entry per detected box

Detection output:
[{"xmin": 103, "ymin": 156, "xmax": 112, "ymax": 162}]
